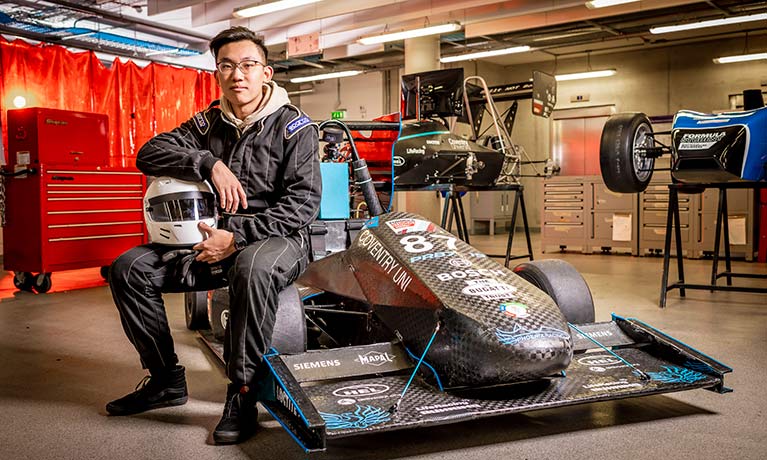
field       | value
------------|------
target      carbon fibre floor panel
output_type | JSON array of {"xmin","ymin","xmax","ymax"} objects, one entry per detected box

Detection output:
[{"xmin": 291, "ymin": 347, "xmax": 720, "ymax": 438}]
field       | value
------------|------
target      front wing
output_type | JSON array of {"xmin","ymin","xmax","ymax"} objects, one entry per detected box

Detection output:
[{"xmin": 201, "ymin": 315, "xmax": 731, "ymax": 452}]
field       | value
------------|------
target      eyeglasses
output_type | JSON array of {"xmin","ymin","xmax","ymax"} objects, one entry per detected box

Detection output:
[{"xmin": 216, "ymin": 59, "xmax": 264, "ymax": 75}]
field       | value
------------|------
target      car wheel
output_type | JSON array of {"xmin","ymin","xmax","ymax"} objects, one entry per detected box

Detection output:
[
  {"xmin": 600, "ymin": 112, "xmax": 655, "ymax": 193},
  {"xmin": 209, "ymin": 288, "xmax": 229, "ymax": 341},
  {"xmin": 513, "ymin": 260, "xmax": 595, "ymax": 324},
  {"xmin": 184, "ymin": 291, "xmax": 210, "ymax": 330}
]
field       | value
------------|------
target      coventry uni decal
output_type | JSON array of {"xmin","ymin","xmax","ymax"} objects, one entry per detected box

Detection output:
[
  {"xmin": 495, "ymin": 324, "xmax": 569, "ymax": 346},
  {"xmin": 647, "ymin": 366, "xmax": 707, "ymax": 384},
  {"xmin": 319, "ymin": 405, "xmax": 391, "ymax": 430}
]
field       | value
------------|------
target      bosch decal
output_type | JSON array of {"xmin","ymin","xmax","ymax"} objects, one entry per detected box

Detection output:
[
  {"xmin": 436, "ymin": 269, "xmax": 507, "ymax": 281},
  {"xmin": 355, "ymin": 351, "xmax": 396, "ymax": 367}
]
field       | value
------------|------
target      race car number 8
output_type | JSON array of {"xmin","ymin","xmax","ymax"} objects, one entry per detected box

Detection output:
[
  {"xmin": 399, "ymin": 234, "xmax": 457, "ymax": 253},
  {"xmin": 400, "ymin": 235, "xmax": 433, "ymax": 253}
]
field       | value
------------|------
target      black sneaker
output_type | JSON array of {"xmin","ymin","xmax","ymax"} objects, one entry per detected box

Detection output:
[
  {"xmin": 106, "ymin": 365, "xmax": 188, "ymax": 416},
  {"xmin": 213, "ymin": 383, "xmax": 259, "ymax": 444}
]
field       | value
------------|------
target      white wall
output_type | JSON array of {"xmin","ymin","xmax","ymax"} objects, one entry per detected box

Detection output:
[{"xmin": 297, "ymin": 71, "xmax": 384, "ymax": 121}]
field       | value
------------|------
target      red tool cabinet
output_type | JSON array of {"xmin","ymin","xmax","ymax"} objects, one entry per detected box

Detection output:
[{"xmin": 2, "ymin": 108, "xmax": 146, "ymax": 292}]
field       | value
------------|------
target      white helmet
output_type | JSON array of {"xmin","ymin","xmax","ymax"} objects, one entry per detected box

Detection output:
[{"xmin": 143, "ymin": 176, "xmax": 218, "ymax": 246}]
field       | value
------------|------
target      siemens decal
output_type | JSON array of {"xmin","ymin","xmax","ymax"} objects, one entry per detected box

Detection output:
[{"xmin": 292, "ymin": 359, "xmax": 341, "ymax": 371}]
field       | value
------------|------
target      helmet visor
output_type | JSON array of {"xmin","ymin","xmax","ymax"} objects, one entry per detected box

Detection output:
[{"xmin": 146, "ymin": 191, "xmax": 216, "ymax": 222}]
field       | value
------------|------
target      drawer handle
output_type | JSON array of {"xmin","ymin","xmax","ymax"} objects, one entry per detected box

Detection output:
[{"xmin": 51, "ymin": 175, "xmax": 75, "ymax": 181}]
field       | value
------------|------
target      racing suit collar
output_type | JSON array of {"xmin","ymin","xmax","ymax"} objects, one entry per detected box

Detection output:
[{"xmin": 220, "ymin": 81, "xmax": 291, "ymax": 133}]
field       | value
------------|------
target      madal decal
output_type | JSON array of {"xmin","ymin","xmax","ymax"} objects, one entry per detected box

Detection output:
[
  {"xmin": 319, "ymin": 405, "xmax": 391, "ymax": 430},
  {"xmin": 355, "ymin": 351, "xmax": 396, "ymax": 367},
  {"xmin": 461, "ymin": 278, "xmax": 517, "ymax": 300},
  {"xmin": 499, "ymin": 302, "xmax": 529, "ymax": 319},
  {"xmin": 495, "ymin": 324, "xmax": 569, "ymax": 346},
  {"xmin": 385, "ymin": 218, "xmax": 436, "ymax": 235}
]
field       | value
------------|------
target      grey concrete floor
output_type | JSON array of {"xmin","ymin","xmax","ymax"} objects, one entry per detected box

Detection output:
[{"xmin": 1, "ymin": 233, "xmax": 765, "ymax": 460}]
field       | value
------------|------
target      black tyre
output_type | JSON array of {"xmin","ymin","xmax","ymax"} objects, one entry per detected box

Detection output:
[
  {"xmin": 209, "ymin": 288, "xmax": 229, "ymax": 341},
  {"xmin": 12, "ymin": 272, "xmax": 34, "ymax": 292},
  {"xmin": 32, "ymin": 273, "xmax": 52, "ymax": 294},
  {"xmin": 100, "ymin": 265, "xmax": 110, "ymax": 282},
  {"xmin": 184, "ymin": 291, "xmax": 210, "ymax": 330},
  {"xmin": 207, "ymin": 285, "xmax": 306, "ymax": 353},
  {"xmin": 599, "ymin": 112, "xmax": 655, "ymax": 193},
  {"xmin": 513, "ymin": 260, "xmax": 595, "ymax": 324}
]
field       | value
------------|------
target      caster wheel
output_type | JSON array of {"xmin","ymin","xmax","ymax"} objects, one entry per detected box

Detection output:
[
  {"xmin": 12, "ymin": 272, "xmax": 34, "ymax": 292},
  {"xmin": 32, "ymin": 273, "xmax": 52, "ymax": 294}
]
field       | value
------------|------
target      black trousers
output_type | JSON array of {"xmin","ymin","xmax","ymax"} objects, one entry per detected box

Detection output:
[{"xmin": 109, "ymin": 233, "xmax": 308, "ymax": 385}]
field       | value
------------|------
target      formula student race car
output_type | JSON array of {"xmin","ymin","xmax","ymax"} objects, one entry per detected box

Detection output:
[
  {"xmin": 186, "ymin": 121, "xmax": 732, "ymax": 453},
  {"xmin": 599, "ymin": 92, "xmax": 767, "ymax": 193}
]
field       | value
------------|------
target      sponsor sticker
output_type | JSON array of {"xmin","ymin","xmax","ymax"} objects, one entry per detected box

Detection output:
[
  {"xmin": 462, "ymin": 279, "xmax": 517, "ymax": 300},
  {"xmin": 577, "ymin": 354, "xmax": 634, "ymax": 373},
  {"xmin": 436, "ymin": 269, "xmax": 507, "ymax": 282},
  {"xmin": 448, "ymin": 257, "xmax": 472, "ymax": 268},
  {"xmin": 364, "ymin": 216, "xmax": 379, "ymax": 229},
  {"xmin": 385, "ymin": 218, "xmax": 436, "ymax": 235},
  {"xmin": 499, "ymin": 301, "xmax": 529, "ymax": 319},
  {"xmin": 582, "ymin": 379, "xmax": 642, "ymax": 392},
  {"xmin": 292, "ymin": 359, "xmax": 341, "ymax": 371},
  {"xmin": 392, "ymin": 156, "xmax": 406, "ymax": 167},
  {"xmin": 415, "ymin": 401, "xmax": 481, "ymax": 416},
  {"xmin": 678, "ymin": 131, "xmax": 726, "ymax": 150},
  {"xmin": 426, "ymin": 139, "xmax": 440, "ymax": 145},
  {"xmin": 355, "ymin": 351, "xmax": 396, "ymax": 367},
  {"xmin": 357, "ymin": 230, "xmax": 413, "ymax": 292},
  {"xmin": 495, "ymin": 324, "xmax": 569, "ymax": 346},
  {"xmin": 332, "ymin": 384, "xmax": 390, "ymax": 398}
]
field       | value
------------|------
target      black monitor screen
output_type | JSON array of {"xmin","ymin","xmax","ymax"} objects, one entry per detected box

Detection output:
[{"xmin": 401, "ymin": 68, "xmax": 464, "ymax": 120}]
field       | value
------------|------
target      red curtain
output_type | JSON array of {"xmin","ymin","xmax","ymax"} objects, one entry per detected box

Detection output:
[{"xmin": 0, "ymin": 37, "xmax": 219, "ymax": 168}]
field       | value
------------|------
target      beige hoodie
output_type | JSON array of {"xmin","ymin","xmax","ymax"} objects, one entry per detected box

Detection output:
[{"xmin": 219, "ymin": 81, "xmax": 291, "ymax": 133}]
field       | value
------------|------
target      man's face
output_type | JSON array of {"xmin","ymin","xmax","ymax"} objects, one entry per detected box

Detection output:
[{"xmin": 214, "ymin": 40, "xmax": 274, "ymax": 116}]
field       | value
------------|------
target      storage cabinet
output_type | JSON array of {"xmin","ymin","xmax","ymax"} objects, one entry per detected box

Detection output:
[{"xmin": 470, "ymin": 190, "xmax": 517, "ymax": 235}]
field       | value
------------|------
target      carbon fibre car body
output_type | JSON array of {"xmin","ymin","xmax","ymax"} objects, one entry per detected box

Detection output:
[{"xmin": 198, "ymin": 211, "xmax": 732, "ymax": 452}]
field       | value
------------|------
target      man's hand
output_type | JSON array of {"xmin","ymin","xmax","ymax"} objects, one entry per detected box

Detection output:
[
  {"xmin": 210, "ymin": 160, "xmax": 248, "ymax": 213},
  {"xmin": 194, "ymin": 222, "xmax": 236, "ymax": 263}
]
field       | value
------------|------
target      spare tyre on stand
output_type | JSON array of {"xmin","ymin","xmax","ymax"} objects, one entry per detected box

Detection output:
[
  {"xmin": 513, "ymin": 259, "xmax": 595, "ymax": 324},
  {"xmin": 599, "ymin": 112, "xmax": 655, "ymax": 193}
]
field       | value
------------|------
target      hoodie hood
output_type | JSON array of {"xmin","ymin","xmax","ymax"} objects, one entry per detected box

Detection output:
[{"xmin": 221, "ymin": 81, "xmax": 291, "ymax": 133}]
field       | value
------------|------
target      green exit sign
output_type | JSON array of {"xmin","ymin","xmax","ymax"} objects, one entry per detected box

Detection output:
[{"xmin": 331, "ymin": 110, "xmax": 347, "ymax": 119}]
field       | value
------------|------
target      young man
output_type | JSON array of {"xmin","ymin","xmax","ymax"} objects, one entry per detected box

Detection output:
[{"xmin": 106, "ymin": 26, "xmax": 321, "ymax": 444}]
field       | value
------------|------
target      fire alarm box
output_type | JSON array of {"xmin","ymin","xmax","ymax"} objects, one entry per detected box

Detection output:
[{"xmin": 7, "ymin": 107, "xmax": 109, "ymax": 168}]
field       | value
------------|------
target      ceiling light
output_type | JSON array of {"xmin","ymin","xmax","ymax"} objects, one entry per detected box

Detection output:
[
  {"xmin": 650, "ymin": 13, "xmax": 767, "ymax": 34},
  {"xmin": 713, "ymin": 52, "xmax": 767, "ymax": 64},
  {"xmin": 290, "ymin": 70, "xmax": 362, "ymax": 83},
  {"xmin": 555, "ymin": 69, "xmax": 616, "ymax": 81},
  {"xmin": 234, "ymin": 0, "xmax": 323, "ymax": 19},
  {"xmin": 358, "ymin": 22, "xmax": 461, "ymax": 45},
  {"xmin": 585, "ymin": 0, "xmax": 639, "ymax": 9},
  {"xmin": 440, "ymin": 45, "xmax": 531, "ymax": 63}
]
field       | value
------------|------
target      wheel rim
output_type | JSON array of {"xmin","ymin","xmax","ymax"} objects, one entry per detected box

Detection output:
[{"xmin": 632, "ymin": 122, "xmax": 654, "ymax": 182}]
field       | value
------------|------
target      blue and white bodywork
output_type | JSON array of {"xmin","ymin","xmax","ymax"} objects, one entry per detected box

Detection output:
[{"xmin": 671, "ymin": 105, "xmax": 767, "ymax": 183}]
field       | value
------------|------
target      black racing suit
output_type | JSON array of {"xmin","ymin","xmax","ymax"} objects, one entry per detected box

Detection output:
[{"xmin": 110, "ymin": 101, "xmax": 321, "ymax": 385}]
